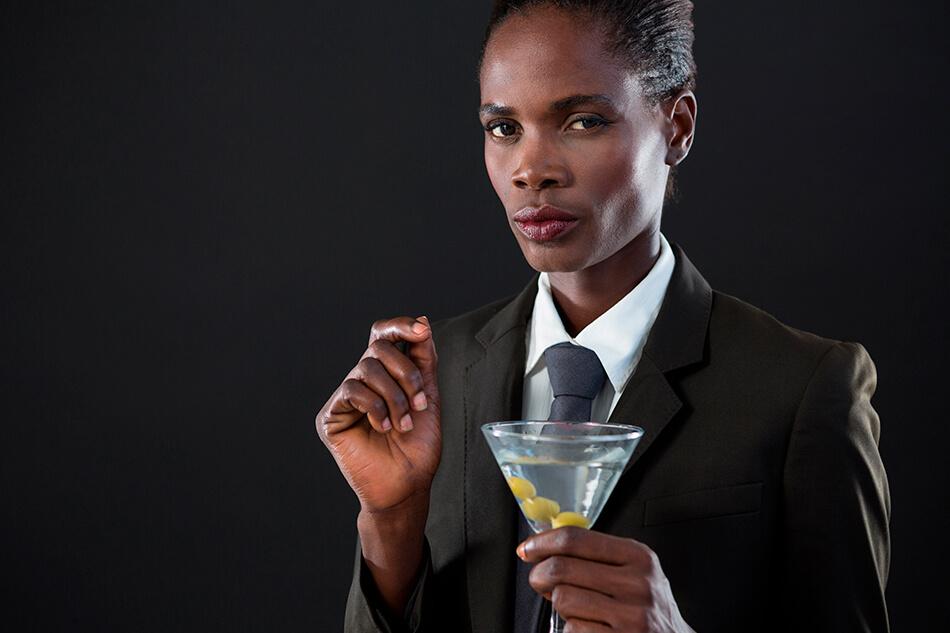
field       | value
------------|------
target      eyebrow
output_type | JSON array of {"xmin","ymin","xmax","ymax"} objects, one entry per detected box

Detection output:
[
  {"xmin": 478, "ymin": 103, "xmax": 515, "ymax": 118},
  {"xmin": 550, "ymin": 93, "xmax": 617, "ymax": 111},
  {"xmin": 479, "ymin": 93, "xmax": 617, "ymax": 118}
]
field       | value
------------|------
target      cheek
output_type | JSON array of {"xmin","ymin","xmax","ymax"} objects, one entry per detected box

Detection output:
[
  {"xmin": 582, "ymin": 145, "xmax": 654, "ymax": 238},
  {"xmin": 484, "ymin": 148, "xmax": 509, "ymax": 201},
  {"xmin": 600, "ymin": 135, "xmax": 665, "ymax": 204},
  {"xmin": 586, "ymin": 149, "xmax": 641, "ymax": 209}
]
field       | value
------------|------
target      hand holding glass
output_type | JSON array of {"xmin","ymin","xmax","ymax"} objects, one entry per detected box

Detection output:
[{"xmin": 482, "ymin": 421, "xmax": 644, "ymax": 633}]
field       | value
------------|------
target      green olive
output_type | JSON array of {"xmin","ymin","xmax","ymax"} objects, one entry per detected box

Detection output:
[
  {"xmin": 551, "ymin": 511, "xmax": 590, "ymax": 529},
  {"xmin": 521, "ymin": 496, "xmax": 561, "ymax": 523},
  {"xmin": 506, "ymin": 476, "xmax": 537, "ymax": 501}
]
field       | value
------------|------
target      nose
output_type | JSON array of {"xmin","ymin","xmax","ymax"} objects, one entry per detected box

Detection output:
[{"xmin": 511, "ymin": 134, "xmax": 570, "ymax": 190}]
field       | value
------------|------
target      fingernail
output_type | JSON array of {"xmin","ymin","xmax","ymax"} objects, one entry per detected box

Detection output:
[
  {"xmin": 411, "ymin": 320, "xmax": 428, "ymax": 335},
  {"xmin": 399, "ymin": 414, "xmax": 413, "ymax": 431},
  {"xmin": 412, "ymin": 392, "xmax": 428, "ymax": 411},
  {"xmin": 516, "ymin": 542, "xmax": 526, "ymax": 561},
  {"xmin": 380, "ymin": 417, "xmax": 392, "ymax": 432}
]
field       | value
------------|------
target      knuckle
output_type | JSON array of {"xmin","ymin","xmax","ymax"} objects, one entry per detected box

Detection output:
[
  {"xmin": 367, "ymin": 338, "xmax": 393, "ymax": 355},
  {"xmin": 367, "ymin": 321, "xmax": 390, "ymax": 345},
  {"xmin": 563, "ymin": 621, "xmax": 591, "ymax": 633},
  {"xmin": 626, "ymin": 575, "xmax": 652, "ymax": 603},
  {"xmin": 555, "ymin": 526, "xmax": 580, "ymax": 550},
  {"xmin": 527, "ymin": 568, "xmax": 547, "ymax": 594},
  {"xmin": 625, "ymin": 537, "xmax": 655, "ymax": 567},
  {"xmin": 354, "ymin": 356, "xmax": 380, "ymax": 377},
  {"xmin": 546, "ymin": 555, "xmax": 572, "ymax": 583},
  {"xmin": 390, "ymin": 389, "xmax": 409, "ymax": 410},
  {"xmin": 627, "ymin": 608, "xmax": 649, "ymax": 632},
  {"xmin": 340, "ymin": 377, "xmax": 360, "ymax": 392},
  {"xmin": 642, "ymin": 547, "xmax": 660, "ymax": 574},
  {"xmin": 550, "ymin": 584, "xmax": 574, "ymax": 610},
  {"xmin": 336, "ymin": 379, "xmax": 358, "ymax": 401}
]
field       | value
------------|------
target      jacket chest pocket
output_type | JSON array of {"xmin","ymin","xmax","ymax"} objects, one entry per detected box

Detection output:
[{"xmin": 643, "ymin": 482, "xmax": 763, "ymax": 527}]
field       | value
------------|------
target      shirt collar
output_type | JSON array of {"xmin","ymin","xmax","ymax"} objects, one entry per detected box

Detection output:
[{"xmin": 524, "ymin": 233, "xmax": 676, "ymax": 393}]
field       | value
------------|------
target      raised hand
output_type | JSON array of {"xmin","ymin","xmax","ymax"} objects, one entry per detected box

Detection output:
[
  {"xmin": 519, "ymin": 528, "xmax": 695, "ymax": 633},
  {"xmin": 315, "ymin": 316, "xmax": 441, "ymax": 614}
]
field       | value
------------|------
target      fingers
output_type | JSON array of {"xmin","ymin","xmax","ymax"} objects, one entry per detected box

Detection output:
[
  {"xmin": 519, "ymin": 530, "xmax": 672, "ymax": 631},
  {"xmin": 360, "ymin": 336, "xmax": 428, "ymax": 408},
  {"xmin": 404, "ymin": 316, "xmax": 438, "ymax": 389},
  {"xmin": 329, "ymin": 377, "xmax": 394, "ymax": 433},
  {"xmin": 517, "ymin": 531, "xmax": 687, "ymax": 632},
  {"xmin": 367, "ymin": 316, "xmax": 432, "ymax": 348},
  {"xmin": 319, "ymin": 316, "xmax": 437, "ymax": 438},
  {"xmin": 529, "ymin": 553, "xmax": 652, "ymax": 603},
  {"xmin": 519, "ymin": 527, "xmax": 655, "ymax": 569},
  {"xmin": 560, "ymin": 621, "xmax": 611, "ymax": 633},
  {"xmin": 549, "ymin": 585, "xmax": 615, "ymax": 630},
  {"xmin": 350, "ymin": 354, "xmax": 421, "ymax": 432},
  {"xmin": 368, "ymin": 315, "xmax": 439, "ymax": 403},
  {"xmin": 551, "ymin": 584, "xmax": 655, "ymax": 632}
]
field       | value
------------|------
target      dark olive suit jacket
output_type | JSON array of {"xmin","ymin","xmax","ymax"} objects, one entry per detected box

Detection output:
[{"xmin": 345, "ymin": 246, "xmax": 890, "ymax": 632}]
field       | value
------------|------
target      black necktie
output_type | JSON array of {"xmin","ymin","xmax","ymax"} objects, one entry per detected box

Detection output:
[
  {"xmin": 544, "ymin": 342, "xmax": 608, "ymax": 422},
  {"xmin": 513, "ymin": 342, "xmax": 607, "ymax": 633}
]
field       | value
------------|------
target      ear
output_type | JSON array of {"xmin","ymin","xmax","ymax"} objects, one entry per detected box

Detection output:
[{"xmin": 665, "ymin": 90, "xmax": 696, "ymax": 166}]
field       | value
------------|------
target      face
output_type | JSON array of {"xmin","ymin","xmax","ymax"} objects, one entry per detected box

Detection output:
[{"xmin": 479, "ymin": 8, "xmax": 677, "ymax": 276}]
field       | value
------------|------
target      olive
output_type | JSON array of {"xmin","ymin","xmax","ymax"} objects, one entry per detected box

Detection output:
[
  {"xmin": 551, "ymin": 511, "xmax": 590, "ymax": 529},
  {"xmin": 521, "ymin": 496, "xmax": 561, "ymax": 523},
  {"xmin": 506, "ymin": 476, "xmax": 537, "ymax": 501}
]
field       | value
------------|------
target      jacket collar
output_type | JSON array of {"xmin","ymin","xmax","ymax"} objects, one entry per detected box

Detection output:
[{"xmin": 472, "ymin": 244, "xmax": 711, "ymax": 370}]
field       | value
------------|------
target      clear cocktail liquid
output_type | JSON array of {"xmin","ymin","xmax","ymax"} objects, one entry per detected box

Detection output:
[{"xmin": 499, "ymin": 452, "xmax": 627, "ymax": 533}]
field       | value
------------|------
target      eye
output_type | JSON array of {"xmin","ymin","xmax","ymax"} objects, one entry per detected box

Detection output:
[
  {"xmin": 486, "ymin": 121, "xmax": 518, "ymax": 138},
  {"xmin": 567, "ymin": 115, "xmax": 607, "ymax": 131}
]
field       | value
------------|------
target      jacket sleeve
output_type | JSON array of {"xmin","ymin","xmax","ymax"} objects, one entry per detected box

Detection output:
[
  {"xmin": 343, "ymin": 537, "xmax": 433, "ymax": 633},
  {"xmin": 778, "ymin": 341, "xmax": 890, "ymax": 631}
]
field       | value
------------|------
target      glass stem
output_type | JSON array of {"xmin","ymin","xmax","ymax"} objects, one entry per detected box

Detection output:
[{"xmin": 550, "ymin": 607, "xmax": 565, "ymax": 633}]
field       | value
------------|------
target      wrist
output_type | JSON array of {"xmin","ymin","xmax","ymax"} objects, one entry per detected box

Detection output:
[
  {"xmin": 359, "ymin": 485, "xmax": 431, "ymax": 522},
  {"xmin": 357, "ymin": 491, "xmax": 430, "ymax": 615},
  {"xmin": 358, "ymin": 491, "xmax": 429, "ymax": 562}
]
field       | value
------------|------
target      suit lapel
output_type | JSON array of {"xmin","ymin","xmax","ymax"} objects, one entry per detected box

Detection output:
[
  {"xmin": 608, "ymin": 245, "xmax": 712, "ymax": 474},
  {"xmin": 609, "ymin": 353, "xmax": 683, "ymax": 473},
  {"xmin": 463, "ymin": 281, "xmax": 536, "ymax": 633}
]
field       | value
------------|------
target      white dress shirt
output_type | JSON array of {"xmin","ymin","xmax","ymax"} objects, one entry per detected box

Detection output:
[{"xmin": 521, "ymin": 233, "xmax": 676, "ymax": 422}]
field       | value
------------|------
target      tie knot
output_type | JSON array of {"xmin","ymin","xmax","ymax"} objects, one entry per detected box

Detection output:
[{"xmin": 544, "ymin": 342, "xmax": 607, "ymax": 421}]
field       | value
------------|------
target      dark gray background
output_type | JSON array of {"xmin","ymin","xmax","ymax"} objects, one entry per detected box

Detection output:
[{"xmin": 2, "ymin": 1, "xmax": 947, "ymax": 630}]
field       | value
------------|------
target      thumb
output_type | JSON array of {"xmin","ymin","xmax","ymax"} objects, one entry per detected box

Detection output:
[{"xmin": 406, "ymin": 316, "xmax": 439, "ymax": 397}]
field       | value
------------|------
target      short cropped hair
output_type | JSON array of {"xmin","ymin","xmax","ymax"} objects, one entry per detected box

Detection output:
[{"xmin": 480, "ymin": 0, "xmax": 696, "ymax": 105}]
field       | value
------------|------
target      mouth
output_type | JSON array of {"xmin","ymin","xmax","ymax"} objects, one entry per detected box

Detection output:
[{"xmin": 512, "ymin": 206, "xmax": 579, "ymax": 243}]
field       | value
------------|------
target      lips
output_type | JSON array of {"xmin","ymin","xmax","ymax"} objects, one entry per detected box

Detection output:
[{"xmin": 513, "ymin": 206, "xmax": 578, "ymax": 242}]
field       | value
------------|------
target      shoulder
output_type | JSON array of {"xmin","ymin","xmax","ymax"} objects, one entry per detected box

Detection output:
[
  {"xmin": 709, "ymin": 290, "xmax": 871, "ymax": 369},
  {"xmin": 699, "ymin": 290, "xmax": 876, "ymax": 411}
]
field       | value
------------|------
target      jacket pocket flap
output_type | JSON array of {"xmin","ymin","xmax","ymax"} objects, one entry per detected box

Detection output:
[{"xmin": 643, "ymin": 483, "xmax": 762, "ymax": 527}]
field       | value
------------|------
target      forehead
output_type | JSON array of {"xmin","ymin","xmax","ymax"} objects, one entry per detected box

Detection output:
[{"xmin": 480, "ymin": 8, "xmax": 631, "ymax": 102}]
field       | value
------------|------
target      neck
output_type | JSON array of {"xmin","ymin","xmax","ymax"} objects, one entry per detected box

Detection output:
[{"xmin": 548, "ymin": 230, "xmax": 660, "ymax": 337}]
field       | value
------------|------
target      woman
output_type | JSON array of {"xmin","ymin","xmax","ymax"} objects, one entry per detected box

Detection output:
[{"xmin": 317, "ymin": 1, "xmax": 890, "ymax": 631}]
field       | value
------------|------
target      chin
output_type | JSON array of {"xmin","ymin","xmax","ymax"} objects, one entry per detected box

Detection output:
[
  {"xmin": 520, "ymin": 249, "xmax": 589, "ymax": 274},
  {"xmin": 512, "ymin": 231, "xmax": 593, "ymax": 273}
]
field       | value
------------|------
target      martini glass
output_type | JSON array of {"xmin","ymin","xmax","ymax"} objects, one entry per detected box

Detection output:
[{"xmin": 482, "ymin": 421, "xmax": 643, "ymax": 633}]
